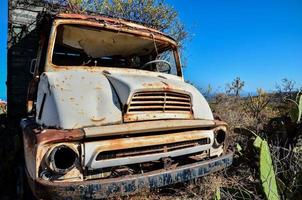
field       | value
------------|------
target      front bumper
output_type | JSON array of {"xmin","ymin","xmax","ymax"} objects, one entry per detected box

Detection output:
[{"xmin": 30, "ymin": 151, "xmax": 233, "ymax": 199}]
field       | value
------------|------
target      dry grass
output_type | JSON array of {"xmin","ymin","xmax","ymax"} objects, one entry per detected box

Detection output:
[
  {"xmin": 1, "ymin": 93, "xmax": 301, "ymax": 199},
  {"xmin": 126, "ymin": 94, "xmax": 301, "ymax": 200}
]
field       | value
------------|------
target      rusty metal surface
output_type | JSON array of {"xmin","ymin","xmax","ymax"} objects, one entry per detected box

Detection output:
[
  {"xmin": 21, "ymin": 119, "xmax": 84, "ymax": 179},
  {"xmin": 55, "ymin": 13, "xmax": 174, "ymax": 42},
  {"xmin": 35, "ymin": 70, "xmax": 123, "ymax": 129},
  {"xmin": 214, "ymin": 120, "xmax": 228, "ymax": 127},
  {"xmin": 45, "ymin": 18, "xmax": 180, "ymax": 72},
  {"xmin": 35, "ymin": 129, "xmax": 84, "ymax": 145},
  {"xmin": 32, "ymin": 15, "xmax": 215, "ymax": 129},
  {"xmin": 21, "ymin": 119, "xmax": 84, "ymax": 145},
  {"xmin": 85, "ymin": 129, "xmax": 213, "ymax": 152},
  {"xmin": 21, "ymin": 118, "xmax": 227, "ymax": 176},
  {"xmin": 84, "ymin": 129, "xmax": 214, "ymax": 169},
  {"xmin": 15, "ymin": 12, "xmax": 232, "ymax": 199},
  {"xmin": 35, "ymin": 69, "xmax": 214, "ymax": 129},
  {"xmin": 127, "ymin": 91, "xmax": 192, "ymax": 112},
  {"xmin": 124, "ymin": 91, "xmax": 193, "ymax": 122},
  {"xmin": 96, "ymin": 139, "xmax": 209, "ymax": 160},
  {"xmin": 104, "ymin": 71, "xmax": 214, "ymax": 122},
  {"xmin": 88, "ymin": 143, "xmax": 211, "ymax": 170},
  {"xmin": 22, "ymin": 123, "xmax": 38, "ymax": 179},
  {"xmin": 84, "ymin": 119, "xmax": 216, "ymax": 138},
  {"xmin": 124, "ymin": 112, "xmax": 193, "ymax": 123},
  {"xmin": 32, "ymin": 151, "xmax": 233, "ymax": 199}
]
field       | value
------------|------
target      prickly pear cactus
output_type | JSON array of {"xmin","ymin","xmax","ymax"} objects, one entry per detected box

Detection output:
[
  {"xmin": 254, "ymin": 136, "xmax": 279, "ymax": 200},
  {"xmin": 293, "ymin": 93, "xmax": 302, "ymax": 158},
  {"xmin": 289, "ymin": 93, "xmax": 302, "ymax": 123}
]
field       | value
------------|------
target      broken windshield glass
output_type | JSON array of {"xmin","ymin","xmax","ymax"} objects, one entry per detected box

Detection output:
[{"xmin": 52, "ymin": 24, "xmax": 178, "ymax": 75}]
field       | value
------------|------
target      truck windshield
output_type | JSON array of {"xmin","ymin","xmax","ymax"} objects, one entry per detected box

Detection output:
[{"xmin": 52, "ymin": 24, "xmax": 179, "ymax": 75}]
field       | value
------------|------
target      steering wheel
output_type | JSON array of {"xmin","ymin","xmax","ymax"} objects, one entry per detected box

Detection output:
[{"xmin": 141, "ymin": 60, "xmax": 172, "ymax": 73}]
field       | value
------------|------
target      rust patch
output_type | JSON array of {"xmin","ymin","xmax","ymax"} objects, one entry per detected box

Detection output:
[
  {"xmin": 55, "ymin": 13, "xmax": 167, "ymax": 38},
  {"xmin": 91, "ymin": 129, "xmax": 211, "ymax": 153},
  {"xmin": 124, "ymin": 90, "xmax": 193, "ymax": 122},
  {"xmin": 45, "ymin": 16, "xmax": 180, "ymax": 72},
  {"xmin": 214, "ymin": 120, "xmax": 228, "ymax": 127},
  {"xmin": 30, "ymin": 152, "xmax": 233, "ymax": 199},
  {"xmin": 36, "ymin": 129, "xmax": 84, "ymax": 145}
]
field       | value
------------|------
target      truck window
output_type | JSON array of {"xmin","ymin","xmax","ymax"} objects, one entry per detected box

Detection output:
[{"xmin": 52, "ymin": 24, "xmax": 178, "ymax": 75}]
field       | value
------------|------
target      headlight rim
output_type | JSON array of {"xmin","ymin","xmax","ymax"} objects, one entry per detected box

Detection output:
[
  {"xmin": 46, "ymin": 144, "xmax": 78, "ymax": 174},
  {"xmin": 214, "ymin": 127, "xmax": 226, "ymax": 146}
]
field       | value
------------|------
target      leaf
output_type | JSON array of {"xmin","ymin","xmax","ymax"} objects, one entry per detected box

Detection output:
[
  {"xmin": 295, "ymin": 91, "xmax": 301, "ymax": 103},
  {"xmin": 214, "ymin": 187, "xmax": 221, "ymax": 200},
  {"xmin": 254, "ymin": 137, "xmax": 280, "ymax": 200},
  {"xmin": 287, "ymin": 99, "xmax": 299, "ymax": 123},
  {"xmin": 236, "ymin": 143, "xmax": 243, "ymax": 156},
  {"xmin": 290, "ymin": 107, "xmax": 299, "ymax": 123},
  {"xmin": 253, "ymin": 136, "xmax": 263, "ymax": 149},
  {"xmin": 287, "ymin": 94, "xmax": 302, "ymax": 123},
  {"xmin": 297, "ymin": 94, "xmax": 302, "ymax": 122}
]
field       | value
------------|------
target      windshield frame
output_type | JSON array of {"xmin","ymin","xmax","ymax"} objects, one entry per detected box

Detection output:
[{"xmin": 45, "ymin": 19, "xmax": 183, "ymax": 77}]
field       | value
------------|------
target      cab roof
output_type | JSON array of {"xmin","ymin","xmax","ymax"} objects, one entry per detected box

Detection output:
[{"xmin": 54, "ymin": 13, "xmax": 177, "ymax": 46}]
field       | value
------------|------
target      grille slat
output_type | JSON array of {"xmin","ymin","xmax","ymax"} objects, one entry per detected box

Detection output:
[
  {"xmin": 127, "ymin": 91, "xmax": 192, "ymax": 113},
  {"xmin": 130, "ymin": 101, "xmax": 191, "ymax": 105},
  {"xmin": 96, "ymin": 138, "xmax": 210, "ymax": 160}
]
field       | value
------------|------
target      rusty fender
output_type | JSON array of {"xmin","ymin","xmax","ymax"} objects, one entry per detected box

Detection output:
[
  {"xmin": 30, "ymin": 151, "xmax": 233, "ymax": 199},
  {"xmin": 21, "ymin": 120, "xmax": 84, "ymax": 146},
  {"xmin": 21, "ymin": 119, "xmax": 84, "ymax": 179}
]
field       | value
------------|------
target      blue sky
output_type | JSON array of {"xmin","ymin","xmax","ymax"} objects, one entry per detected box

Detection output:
[
  {"xmin": 168, "ymin": 0, "xmax": 302, "ymax": 93},
  {"xmin": 0, "ymin": 0, "xmax": 302, "ymax": 99},
  {"xmin": 0, "ymin": 0, "xmax": 7, "ymax": 100}
]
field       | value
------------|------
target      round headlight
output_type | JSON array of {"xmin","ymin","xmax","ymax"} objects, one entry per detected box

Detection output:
[
  {"xmin": 46, "ymin": 145, "xmax": 78, "ymax": 174},
  {"xmin": 215, "ymin": 129, "xmax": 226, "ymax": 145}
]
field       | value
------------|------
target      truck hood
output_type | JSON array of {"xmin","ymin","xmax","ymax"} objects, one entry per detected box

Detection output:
[
  {"xmin": 36, "ymin": 69, "xmax": 213, "ymax": 129},
  {"xmin": 105, "ymin": 71, "xmax": 195, "ymax": 104}
]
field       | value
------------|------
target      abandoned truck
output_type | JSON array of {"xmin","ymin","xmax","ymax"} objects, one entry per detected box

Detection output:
[{"xmin": 8, "ymin": 12, "xmax": 233, "ymax": 199}]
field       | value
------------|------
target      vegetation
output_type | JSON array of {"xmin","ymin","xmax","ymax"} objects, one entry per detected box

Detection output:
[
  {"xmin": 5, "ymin": 1, "xmax": 302, "ymax": 199},
  {"xmin": 226, "ymin": 77, "xmax": 245, "ymax": 97},
  {"xmin": 2, "ymin": 63, "xmax": 302, "ymax": 199},
  {"xmin": 254, "ymin": 134, "xmax": 279, "ymax": 200},
  {"xmin": 129, "ymin": 77, "xmax": 302, "ymax": 200},
  {"xmin": 0, "ymin": 101, "xmax": 6, "ymax": 114},
  {"xmin": 50, "ymin": 0, "xmax": 187, "ymax": 45},
  {"xmin": 191, "ymin": 78, "xmax": 301, "ymax": 200}
]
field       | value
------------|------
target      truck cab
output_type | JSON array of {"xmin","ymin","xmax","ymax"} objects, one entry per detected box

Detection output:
[{"xmin": 12, "ymin": 13, "xmax": 233, "ymax": 199}]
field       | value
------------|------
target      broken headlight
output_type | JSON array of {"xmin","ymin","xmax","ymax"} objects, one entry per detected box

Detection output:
[
  {"xmin": 214, "ymin": 128, "xmax": 226, "ymax": 146},
  {"xmin": 46, "ymin": 144, "xmax": 78, "ymax": 174}
]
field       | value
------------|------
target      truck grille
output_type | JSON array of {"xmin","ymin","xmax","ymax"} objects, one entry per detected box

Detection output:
[
  {"xmin": 96, "ymin": 138, "xmax": 210, "ymax": 160},
  {"xmin": 127, "ymin": 91, "xmax": 192, "ymax": 113}
]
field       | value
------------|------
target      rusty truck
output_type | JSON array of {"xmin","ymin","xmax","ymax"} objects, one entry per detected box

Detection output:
[{"xmin": 8, "ymin": 5, "xmax": 233, "ymax": 199}]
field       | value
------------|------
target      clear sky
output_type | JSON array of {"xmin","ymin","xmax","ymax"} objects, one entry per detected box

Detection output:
[
  {"xmin": 0, "ymin": 0, "xmax": 7, "ymax": 100},
  {"xmin": 168, "ymin": 0, "xmax": 302, "ymax": 93},
  {"xmin": 0, "ymin": 0, "xmax": 302, "ymax": 100}
]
